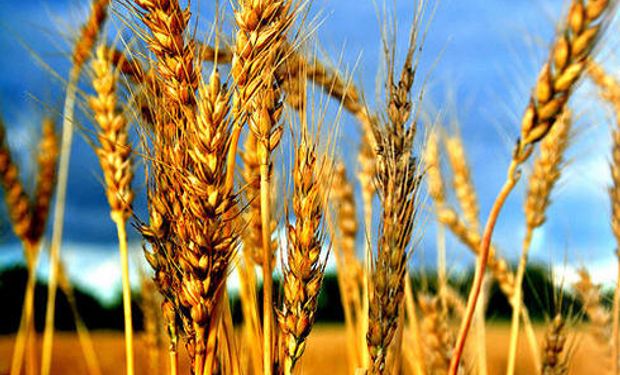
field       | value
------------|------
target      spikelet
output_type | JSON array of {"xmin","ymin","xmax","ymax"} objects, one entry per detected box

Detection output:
[
  {"xmin": 445, "ymin": 135, "xmax": 481, "ymax": 231},
  {"xmin": 525, "ymin": 112, "xmax": 571, "ymax": 230},
  {"xmin": 0, "ymin": 120, "xmax": 33, "ymax": 248},
  {"xmin": 573, "ymin": 268, "xmax": 611, "ymax": 344},
  {"xmin": 541, "ymin": 314, "xmax": 568, "ymax": 375},
  {"xmin": 29, "ymin": 119, "xmax": 59, "ymax": 245},
  {"xmin": 517, "ymin": 0, "xmax": 614, "ymax": 160},
  {"xmin": 89, "ymin": 46, "xmax": 134, "ymax": 222},
  {"xmin": 278, "ymin": 135, "xmax": 330, "ymax": 374},
  {"xmin": 419, "ymin": 295, "xmax": 457, "ymax": 375}
]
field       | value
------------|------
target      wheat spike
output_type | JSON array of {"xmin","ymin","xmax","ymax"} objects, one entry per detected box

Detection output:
[
  {"xmin": 278, "ymin": 135, "xmax": 330, "ymax": 375},
  {"xmin": 332, "ymin": 162, "xmax": 363, "ymax": 312},
  {"xmin": 89, "ymin": 46, "xmax": 134, "ymax": 221},
  {"xmin": 367, "ymin": 30, "xmax": 422, "ymax": 374},
  {"xmin": 445, "ymin": 135, "xmax": 481, "ymax": 232},
  {"xmin": 73, "ymin": 0, "xmax": 112, "ymax": 69},
  {"xmin": 175, "ymin": 68, "xmax": 237, "ymax": 375},
  {"xmin": 541, "ymin": 314, "xmax": 568, "ymax": 375},
  {"xmin": 29, "ymin": 119, "xmax": 59, "ymax": 245},
  {"xmin": 574, "ymin": 268, "xmax": 612, "ymax": 345},
  {"xmin": 134, "ymin": 0, "xmax": 197, "ymax": 108},
  {"xmin": 525, "ymin": 112, "xmax": 571, "ymax": 231},
  {"xmin": 419, "ymin": 295, "xmax": 459, "ymax": 375},
  {"xmin": 0, "ymin": 121, "xmax": 34, "ymax": 248},
  {"xmin": 588, "ymin": 60, "xmax": 620, "ymax": 114},
  {"xmin": 517, "ymin": 0, "xmax": 614, "ymax": 160}
]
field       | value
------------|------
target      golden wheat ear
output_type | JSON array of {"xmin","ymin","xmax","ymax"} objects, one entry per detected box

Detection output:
[
  {"xmin": 0, "ymin": 120, "xmax": 34, "ymax": 247},
  {"xmin": 89, "ymin": 44, "xmax": 136, "ymax": 375}
]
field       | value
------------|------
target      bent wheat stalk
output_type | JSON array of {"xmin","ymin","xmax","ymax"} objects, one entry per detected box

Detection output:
[{"xmin": 449, "ymin": 1, "xmax": 614, "ymax": 372}]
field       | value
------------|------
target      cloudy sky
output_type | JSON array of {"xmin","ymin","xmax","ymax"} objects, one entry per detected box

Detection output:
[{"xmin": 0, "ymin": 0, "xmax": 618, "ymax": 303}]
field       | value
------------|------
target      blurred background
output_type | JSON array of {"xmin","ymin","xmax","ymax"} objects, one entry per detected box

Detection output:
[{"xmin": 0, "ymin": 0, "xmax": 618, "ymax": 330}]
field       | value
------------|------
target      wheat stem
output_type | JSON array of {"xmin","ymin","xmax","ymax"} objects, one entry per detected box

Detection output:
[
  {"xmin": 41, "ymin": 66, "xmax": 80, "ymax": 375},
  {"xmin": 506, "ymin": 227, "xmax": 534, "ymax": 375},
  {"xmin": 450, "ymin": 160, "xmax": 520, "ymax": 374},
  {"xmin": 10, "ymin": 243, "xmax": 39, "ymax": 375},
  {"xmin": 260, "ymin": 163, "xmax": 274, "ymax": 375},
  {"xmin": 58, "ymin": 264, "xmax": 102, "ymax": 375},
  {"xmin": 613, "ymin": 252, "xmax": 620, "ymax": 375},
  {"xmin": 113, "ymin": 218, "xmax": 135, "ymax": 375}
]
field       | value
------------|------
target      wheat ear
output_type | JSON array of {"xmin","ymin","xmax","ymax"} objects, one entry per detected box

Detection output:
[
  {"xmin": 367, "ymin": 31, "xmax": 422, "ymax": 374},
  {"xmin": 278, "ymin": 134, "xmax": 330, "ymax": 375},
  {"xmin": 1, "ymin": 120, "xmax": 36, "ymax": 375},
  {"xmin": 507, "ymin": 112, "xmax": 571, "ymax": 375},
  {"xmin": 42, "ymin": 2, "xmax": 111, "ymax": 374},
  {"xmin": 419, "ymin": 295, "xmax": 459, "ymax": 375},
  {"xmin": 450, "ymin": 2, "xmax": 614, "ymax": 372},
  {"xmin": 231, "ymin": 2, "xmax": 295, "ymax": 373},
  {"xmin": 541, "ymin": 314, "xmax": 568, "ymax": 375},
  {"xmin": 330, "ymin": 162, "xmax": 364, "ymax": 370},
  {"xmin": 89, "ymin": 45, "xmax": 135, "ymax": 375}
]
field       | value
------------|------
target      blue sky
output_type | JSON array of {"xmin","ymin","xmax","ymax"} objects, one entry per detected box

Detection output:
[{"xmin": 0, "ymin": 0, "xmax": 618, "ymax": 303}]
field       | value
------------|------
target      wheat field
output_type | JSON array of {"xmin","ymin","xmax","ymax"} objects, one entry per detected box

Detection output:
[{"xmin": 1, "ymin": 0, "xmax": 620, "ymax": 374}]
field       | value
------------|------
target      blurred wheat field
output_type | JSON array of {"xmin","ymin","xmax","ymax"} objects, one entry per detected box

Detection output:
[{"xmin": 0, "ymin": 325, "xmax": 611, "ymax": 374}]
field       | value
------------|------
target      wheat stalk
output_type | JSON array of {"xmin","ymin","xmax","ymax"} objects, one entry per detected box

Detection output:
[
  {"xmin": 42, "ymin": 2, "xmax": 112, "ymax": 374},
  {"xmin": 231, "ymin": 2, "xmax": 296, "ymax": 373},
  {"xmin": 507, "ymin": 112, "xmax": 571, "ymax": 375}
]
